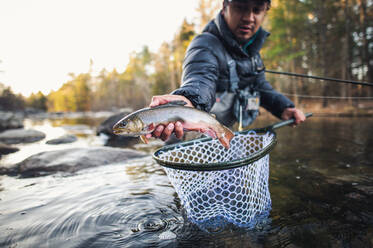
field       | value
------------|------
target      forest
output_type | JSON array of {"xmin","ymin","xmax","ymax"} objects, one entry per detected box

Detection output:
[{"xmin": 1, "ymin": 0, "xmax": 372, "ymax": 113}]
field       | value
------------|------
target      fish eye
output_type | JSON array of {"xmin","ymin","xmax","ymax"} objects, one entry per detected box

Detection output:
[{"xmin": 120, "ymin": 121, "xmax": 128, "ymax": 127}]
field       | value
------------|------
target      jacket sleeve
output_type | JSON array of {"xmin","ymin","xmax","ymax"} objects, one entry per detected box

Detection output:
[
  {"xmin": 256, "ymin": 72, "xmax": 295, "ymax": 119},
  {"xmin": 172, "ymin": 36, "xmax": 220, "ymax": 112}
]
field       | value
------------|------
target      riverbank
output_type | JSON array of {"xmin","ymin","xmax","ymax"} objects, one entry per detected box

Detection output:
[
  {"xmin": 252, "ymin": 100, "xmax": 373, "ymax": 121},
  {"xmin": 291, "ymin": 98, "xmax": 373, "ymax": 117}
]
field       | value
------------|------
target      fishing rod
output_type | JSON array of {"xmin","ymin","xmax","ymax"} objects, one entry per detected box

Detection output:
[{"xmin": 265, "ymin": 70, "xmax": 373, "ymax": 87}]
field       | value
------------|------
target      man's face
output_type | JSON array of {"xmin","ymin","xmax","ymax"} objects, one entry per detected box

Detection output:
[{"xmin": 223, "ymin": 1, "xmax": 268, "ymax": 43}]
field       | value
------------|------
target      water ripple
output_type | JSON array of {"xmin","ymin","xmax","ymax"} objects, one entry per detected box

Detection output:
[{"xmin": 1, "ymin": 117, "xmax": 373, "ymax": 247}]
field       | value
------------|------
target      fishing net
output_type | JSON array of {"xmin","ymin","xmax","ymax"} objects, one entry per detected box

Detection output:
[{"xmin": 153, "ymin": 129, "xmax": 277, "ymax": 231}]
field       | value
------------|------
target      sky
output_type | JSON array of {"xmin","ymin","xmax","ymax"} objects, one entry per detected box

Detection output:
[{"xmin": 0, "ymin": 0, "xmax": 203, "ymax": 96}]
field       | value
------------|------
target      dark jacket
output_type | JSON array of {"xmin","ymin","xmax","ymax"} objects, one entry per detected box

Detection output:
[{"xmin": 172, "ymin": 12, "xmax": 294, "ymax": 119}]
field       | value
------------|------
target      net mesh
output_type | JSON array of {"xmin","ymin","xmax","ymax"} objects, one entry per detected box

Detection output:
[{"xmin": 156, "ymin": 131, "xmax": 275, "ymax": 230}]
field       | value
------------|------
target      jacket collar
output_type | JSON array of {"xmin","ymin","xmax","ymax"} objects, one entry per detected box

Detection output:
[{"xmin": 203, "ymin": 12, "xmax": 270, "ymax": 56}]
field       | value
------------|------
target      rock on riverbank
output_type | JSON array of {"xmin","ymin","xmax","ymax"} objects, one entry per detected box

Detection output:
[
  {"xmin": 3, "ymin": 147, "xmax": 147, "ymax": 177},
  {"xmin": 0, "ymin": 143, "xmax": 20, "ymax": 155},
  {"xmin": 0, "ymin": 111, "xmax": 24, "ymax": 131},
  {"xmin": 0, "ymin": 129, "xmax": 46, "ymax": 144},
  {"xmin": 46, "ymin": 134, "xmax": 78, "ymax": 145}
]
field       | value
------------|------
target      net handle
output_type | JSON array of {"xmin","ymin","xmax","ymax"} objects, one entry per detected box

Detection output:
[{"xmin": 249, "ymin": 112, "xmax": 313, "ymax": 134}]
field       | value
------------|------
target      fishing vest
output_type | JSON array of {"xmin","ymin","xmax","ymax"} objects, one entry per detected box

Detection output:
[{"xmin": 207, "ymin": 32, "xmax": 261, "ymax": 128}]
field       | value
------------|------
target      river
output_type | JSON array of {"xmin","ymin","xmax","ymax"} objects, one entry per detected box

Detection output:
[{"xmin": 0, "ymin": 115, "xmax": 372, "ymax": 247}]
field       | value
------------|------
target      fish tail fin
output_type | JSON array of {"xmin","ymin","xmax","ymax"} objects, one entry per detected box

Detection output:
[{"xmin": 218, "ymin": 126, "xmax": 234, "ymax": 149}]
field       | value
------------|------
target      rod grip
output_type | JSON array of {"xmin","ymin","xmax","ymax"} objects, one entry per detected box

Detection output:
[{"xmin": 270, "ymin": 112, "xmax": 313, "ymax": 130}]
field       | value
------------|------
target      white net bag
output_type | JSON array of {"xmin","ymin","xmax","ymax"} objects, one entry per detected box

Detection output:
[{"xmin": 153, "ymin": 129, "xmax": 277, "ymax": 231}]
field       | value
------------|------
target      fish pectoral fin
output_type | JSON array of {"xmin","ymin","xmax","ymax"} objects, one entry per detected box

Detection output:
[
  {"xmin": 218, "ymin": 136, "xmax": 231, "ymax": 150},
  {"xmin": 140, "ymin": 135, "xmax": 149, "ymax": 144},
  {"xmin": 202, "ymin": 128, "xmax": 217, "ymax": 139},
  {"xmin": 218, "ymin": 125, "xmax": 235, "ymax": 149}
]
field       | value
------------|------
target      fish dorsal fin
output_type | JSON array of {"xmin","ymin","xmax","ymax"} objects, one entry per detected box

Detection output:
[{"xmin": 165, "ymin": 100, "xmax": 188, "ymax": 106}]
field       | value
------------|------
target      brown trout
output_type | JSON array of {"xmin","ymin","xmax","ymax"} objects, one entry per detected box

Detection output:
[{"xmin": 112, "ymin": 101, "xmax": 235, "ymax": 149}]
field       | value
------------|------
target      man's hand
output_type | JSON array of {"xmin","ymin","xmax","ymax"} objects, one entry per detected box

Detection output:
[
  {"xmin": 149, "ymin": 95, "xmax": 194, "ymax": 108},
  {"xmin": 146, "ymin": 95, "xmax": 194, "ymax": 141},
  {"xmin": 281, "ymin": 108, "xmax": 306, "ymax": 126}
]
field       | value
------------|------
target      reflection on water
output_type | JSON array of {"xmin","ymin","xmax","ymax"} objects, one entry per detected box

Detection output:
[
  {"xmin": 0, "ymin": 118, "xmax": 106, "ymax": 166},
  {"xmin": 0, "ymin": 116, "xmax": 373, "ymax": 247}
]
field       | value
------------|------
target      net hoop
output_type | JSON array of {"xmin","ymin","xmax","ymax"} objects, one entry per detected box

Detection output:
[
  {"xmin": 152, "ymin": 115, "xmax": 311, "ymax": 230},
  {"xmin": 153, "ymin": 128, "xmax": 277, "ymax": 171}
]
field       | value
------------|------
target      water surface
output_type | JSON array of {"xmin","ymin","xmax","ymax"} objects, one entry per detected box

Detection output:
[{"xmin": 0, "ymin": 116, "xmax": 372, "ymax": 247}]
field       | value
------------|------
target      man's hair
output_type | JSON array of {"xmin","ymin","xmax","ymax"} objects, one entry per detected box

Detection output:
[{"xmin": 223, "ymin": 0, "xmax": 271, "ymax": 10}]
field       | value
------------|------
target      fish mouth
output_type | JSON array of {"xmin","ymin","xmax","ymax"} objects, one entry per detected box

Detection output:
[
  {"xmin": 112, "ymin": 129, "xmax": 122, "ymax": 135},
  {"xmin": 112, "ymin": 128, "xmax": 148, "ymax": 136},
  {"xmin": 112, "ymin": 127, "xmax": 131, "ymax": 135}
]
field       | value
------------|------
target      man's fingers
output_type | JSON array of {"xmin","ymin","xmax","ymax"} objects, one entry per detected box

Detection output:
[
  {"xmin": 293, "ymin": 110, "xmax": 306, "ymax": 125},
  {"xmin": 174, "ymin": 121, "xmax": 184, "ymax": 139},
  {"xmin": 150, "ymin": 96, "xmax": 167, "ymax": 108},
  {"xmin": 149, "ymin": 95, "xmax": 194, "ymax": 108},
  {"xmin": 300, "ymin": 112, "xmax": 306, "ymax": 121},
  {"xmin": 152, "ymin": 125, "xmax": 165, "ymax": 138},
  {"xmin": 161, "ymin": 123, "xmax": 174, "ymax": 141},
  {"xmin": 149, "ymin": 95, "xmax": 171, "ymax": 108},
  {"xmin": 297, "ymin": 111, "xmax": 306, "ymax": 124},
  {"xmin": 294, "ymin": 113, "xmax": 301, "ymax": 125},
  {"xmin": 149, "ymin": 99, "xmax": 159, "ymax": 108}
]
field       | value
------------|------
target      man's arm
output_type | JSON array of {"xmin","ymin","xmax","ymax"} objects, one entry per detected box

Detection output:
[
  {"xmin": 172, "ymin": 45, "xmax": 220, "ymax": 112},
  {"xmin": 147, "ymin": 37, "xmax": 221, "ymax": 141}
]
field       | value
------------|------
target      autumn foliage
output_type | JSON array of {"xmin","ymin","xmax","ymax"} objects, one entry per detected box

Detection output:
[{"xmin": 1, "ymin": 0, "xmax": 372, "ymax": 112}]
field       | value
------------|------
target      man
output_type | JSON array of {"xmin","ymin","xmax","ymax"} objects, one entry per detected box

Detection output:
[{"xmin": 147, "ymin": 0, "xmax": 305, "ymax": 141}]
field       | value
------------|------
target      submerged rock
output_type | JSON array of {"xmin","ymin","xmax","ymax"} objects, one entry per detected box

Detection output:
[
  {"xmin": 46, "ymin": 134, "xmax": 78, "ymax": 145},
  {"xmin": 0, "ymin": 143, "xmax": 19, "ymax": 155},
  {"xmin": 12, "ymin": 147, "xmax": 147, "ymax": 177},
  {"xmin": 0, "ymin": 129, "xmax": 46, "ymax": 144},
  {"xmin": 0, "ymin": 111, "xmax": 24, "ymax": 131}
]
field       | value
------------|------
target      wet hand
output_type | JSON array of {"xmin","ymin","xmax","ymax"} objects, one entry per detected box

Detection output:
[
  {"xmin": 281, "ymin": 108, "xmax": 306, "ymax": 126},
  {"xmin": 149, "ymin": 94, "xmax": 194, "ymax": 108},
  {"xmin": 146, "ymin": 121, "xmax": 184, "ymax": 141},
  {"xmin": 147, "ymin": 94, "xmax": 192, "ymax": 141}
]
